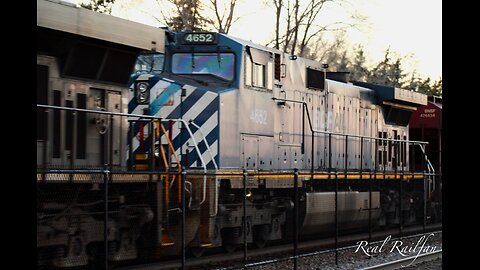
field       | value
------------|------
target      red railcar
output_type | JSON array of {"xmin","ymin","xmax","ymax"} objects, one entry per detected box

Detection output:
[
  {"xmin": 409, "ymin": 95, "xmax": 442, "ymax": 221},
  {"xmin": 409, "ymin": 96, "xmax": 442, "ymax": 172}
]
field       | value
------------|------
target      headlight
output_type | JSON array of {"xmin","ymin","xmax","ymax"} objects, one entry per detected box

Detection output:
[
  {"xmin": 136, "ymin": 82, "xmax": 149, "ymax": 104},
  {"xmin": 138, "ymin": 93, "xmax": 148, "ymax": 103},
  {"xmin": 137, "ymin": 82, "xmax": 149, "ymax": 93}
]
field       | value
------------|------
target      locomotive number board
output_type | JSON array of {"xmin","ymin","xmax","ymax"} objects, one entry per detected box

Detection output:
[{"xmin": 181, "ymin": 32, "xmax": 217, "ymax": 44}]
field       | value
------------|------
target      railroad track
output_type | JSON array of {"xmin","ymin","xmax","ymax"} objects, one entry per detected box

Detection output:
[
  {"xmin": 360, "ymin": 250, "xmax": 442, "ymax": 270},
  {"xmin": 120, "ymin": 224, "xmax": 442, "ymax": 270}
]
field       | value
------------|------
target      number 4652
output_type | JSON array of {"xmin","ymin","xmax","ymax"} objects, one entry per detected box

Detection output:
[{"xmin": 185, "ymin": 33, "xmax": 214, "ymax": 43}]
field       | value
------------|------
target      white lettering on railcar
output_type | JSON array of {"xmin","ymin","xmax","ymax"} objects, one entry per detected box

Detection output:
[
  {"xmin": 250, "ymin": 109, "xmax": 267, "ymax": 125},
  {"xmin": 420, "ymin": 108, "xmax": 436, "ymax": 118}
]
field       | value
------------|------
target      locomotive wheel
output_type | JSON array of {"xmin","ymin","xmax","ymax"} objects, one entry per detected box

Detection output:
[{"xmin": 188, "ymin": 247, "xmax": 205, "ymax": 258}]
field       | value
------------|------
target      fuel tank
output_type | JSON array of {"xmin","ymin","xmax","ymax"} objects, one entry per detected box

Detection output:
[{"xmin": 300, "ymin": 191, "xmax": 381, "ymax": 235}]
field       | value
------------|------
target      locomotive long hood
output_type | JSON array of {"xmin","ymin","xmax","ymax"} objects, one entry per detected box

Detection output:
[{"xmin": 352, "ymin": 81, "xmax": 427, "ymax": 108}]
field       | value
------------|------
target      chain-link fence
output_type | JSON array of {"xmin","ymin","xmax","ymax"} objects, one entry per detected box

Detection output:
[
  {"xmin": 37, "ymin": 168, "xmax": 440, "ymax": 269},
  {"xmin": 37, "ymin": 105, "xmax": 440, "ymax": 269}
]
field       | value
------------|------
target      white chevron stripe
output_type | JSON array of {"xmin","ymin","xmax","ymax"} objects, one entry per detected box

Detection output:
[
  {"xmin": 129, "ymin": 81, "xmax": 196, "ymax": 119},
  {"xmin": 129, "ymin": 82, "xmax": 220, "ymax": 163},
  {"xmin": 130, "ymin": 104, "xmax": 148, "ymax": 116},
  {"xmin": 160, "ymin": 121, "xmax": 181, "ymax": 145},
  {"xmin": 156, "ymin": 84, "xmax": 197, "ymax": 118},
  {"xmin": 137, "ymin": 74, "xmax": 155, "ymax": 81},
  {"xmin": 149, "ymin": 80, "xmax": 173, "ymax": 104},
  {"xmin": 173, "ymin": 111, "xmax": 218, "ymax": 158},
  {"xmin": 191, "ymin": 140, "xmax": 218, "ymax": 167},
  {"xmin": 130, "ymin": 82, "xmax": 195, "ymax": 151},
  {"xmin": 181, "ymin": 110, "xmax": 218, "ymax": 153},
  {"xmin": 183, "ymin": 91, "xmax": 217, "ymax": 121},
  {"xmin": 169, "ymin": 91, "xmax": 217, "ymax": 142}
]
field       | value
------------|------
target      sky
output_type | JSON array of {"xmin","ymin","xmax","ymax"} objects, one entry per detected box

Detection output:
[{"xmin": 67, "ymin": 0, "xmax": 442, "ymax": 81}]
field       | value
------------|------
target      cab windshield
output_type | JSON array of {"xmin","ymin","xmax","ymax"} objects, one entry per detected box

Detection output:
[
  {"xmin": 172, "ymin": 53, "xmax": 234, "ymax": 81},
  {"xmin": 133, "ymin": 53, "xmax": 164, "ymax": 75}
]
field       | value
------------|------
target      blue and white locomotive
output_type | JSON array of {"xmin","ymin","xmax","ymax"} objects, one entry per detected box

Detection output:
[
  {"xmin": 128, "ymin": 31, "xmax": 430, "ymax": 253},
  {"xmin": 37, "ymin": 1, "xmax": 434, "ymax": 266}
]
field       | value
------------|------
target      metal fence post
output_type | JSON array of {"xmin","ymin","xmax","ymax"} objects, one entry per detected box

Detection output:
[
  {"xmin": 335, "ymin": 170, "xmax": 338, "ymax": 266},
  {"xmin": 128, "ymin": 121, "xmax": 133, "ymax": 170},
  {"xmin": 368, "ymin": 137, "xmax": 373, "ymax": 243},
  {"xmin": 109, "ymin": 115, "xmax": 114, "ymax": 168},
  {"xmin": 399, "ymin": 172, "xmax": 403, "ymax": 238},
  {"xmin": 73, "ymin": 111, "xmax": 77, "ymax": 168},
  {"xmin": 243, "ymin": 169, "xmax": 248, "ymax": 269},
  {"xmin": 42, "ymin": 108, "xmax": 49, "ymax": 182},
  {"xmin": 423, "ymin": 170, "xmax": 427, "ymax": 233},
  {"xmin": 293, "ymin": 168, "xmax": 299, "ymax": 270},
  {"xmin": 181, "ymin": 167, "xmax": 186, "ymax": 269},
  {"xmin": 345, "ymin": 135, "xmax": 348, "ymax": 172},
  {"xmin": 311, "ymin": 130, "xmax": 315, "ymax": 176},
  {"xmin": 104, "ymin": 167, "xmax": 110, "ymax": 270},
  {"xmin": 328, "ymin": 134, "xmax": 332, "ymax": 171},
  {"xmin": 149, "ymin": 120, "xmax": 155, "ymax": 176},
  {"xmin": 412, "ymin": 142, "xmax": 416, "ymax": 172},
  {"xmin": 423, "ymin": 144, "xmax": 427, "ymax": 233},
  {"xmin": 69, "ymin": 110, "xmax": 77, "ymax": 182}
]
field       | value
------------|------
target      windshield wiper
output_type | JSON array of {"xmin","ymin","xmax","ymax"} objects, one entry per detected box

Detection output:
[
  {"xmin": 191, "ymin": 47, "xmax": 195, "ymax": 69},
  {"xmin": 217, "ymin": 49, "xmax": 221, "ymax": 68}
]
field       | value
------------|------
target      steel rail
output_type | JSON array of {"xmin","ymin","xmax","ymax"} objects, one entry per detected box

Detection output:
[
  {"xmin": 118, "ymin": 224, "xmax": 442, "ymax": 270},
  {"xmin": 360, "ymin": 250, "xmax": 442, "ymax": 270}
]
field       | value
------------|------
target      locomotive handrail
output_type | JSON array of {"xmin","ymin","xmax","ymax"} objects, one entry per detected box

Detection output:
[
  {"xmin": 418, "ymin": 144, "xmax": 435, "ymax": 176},
  {"xmin": 38, "ymin": 103, "xmax": 428, "ymax": 145},
  {"xmin": 271, "ymin": 98, "xmax": 429, "ymax": 145},
  {"xmin": 189, "ymin": 120, "xmax": 218, "ymax": 210},
  {"xmin": 188, "ymin": 120, "xmax": 218, "ymax": 170},
  {"xmin": 36, "ymin": 104, "xmax": 174, "ymax": 121},
  {"xmin": 163, "ymin": 119, "xmax": 208, "ymax": 207},
  {"xmin": 37, "ymin": 104, "xmax": 209, "ymax": 206},
  {"xmin": 36, "ymin": 104, "xmax": 207, "ymax": 165},
  {"xmin": 418, "ymin": 144, "xmax": 436, "ymax": 193}
]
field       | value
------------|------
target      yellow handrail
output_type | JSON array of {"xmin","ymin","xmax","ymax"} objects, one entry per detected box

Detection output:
[{"xmin": 159, "ymin": 122, "xmax": 182, "ymax": 204}]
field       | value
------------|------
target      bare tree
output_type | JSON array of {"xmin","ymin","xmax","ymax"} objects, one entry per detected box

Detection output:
[
  {"xmin": 290, "ymin": 0, "xmax": 300, "ymax": 55},
  {"xmin": 272, "ymin": 0, "xmax": 282, "ymax": 49},
  {"xmin": 209, "ymin": 0, "xmax": 238, "ymax": 34},
  {"xmin": 267, "ymin": 0, "xmax": 366, "ymax": 56},
  {"xmin": 305, "ymin": 31, "xmax": 350, "ymax": 68},
  {"xmin": 281, "ymin": 0, "xmax": 292, "ymax": 52}
]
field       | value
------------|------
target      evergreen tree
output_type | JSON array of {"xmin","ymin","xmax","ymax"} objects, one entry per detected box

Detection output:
[
  {"xmin": 389, "ymin": 58, "xmax": 406, "ymax": 88},
  {"xmin": 367, "ymin": 48, "xmax": 391, "ymax": 86},
  {"xmin": 430, "ymin": 78, "xmax": 442, "ymax": 96},
  {"xmin": 415, "ymin": 77, "xmax": 431, "ymax": 94},
  {"xmin": 337, "ymin": 51, "xmax": 350, "ymax": 72},
  {"xmin": 349, "ymin": 45, "xmax": 369, "ymax": 82},
  {"xmin": 367, "ymin": 48, "xmax": 406, "ymax": 88},
  {"xmin": 406, "ymin": 73, "xmax": 442, "ymax": 96},
  {"xmin": 80, "ymin": 0, "xmax": 115, "ymax": 14},
  {"xmin": 165, "ymin": 0, "xmax": 212, "ymax": 32}
]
